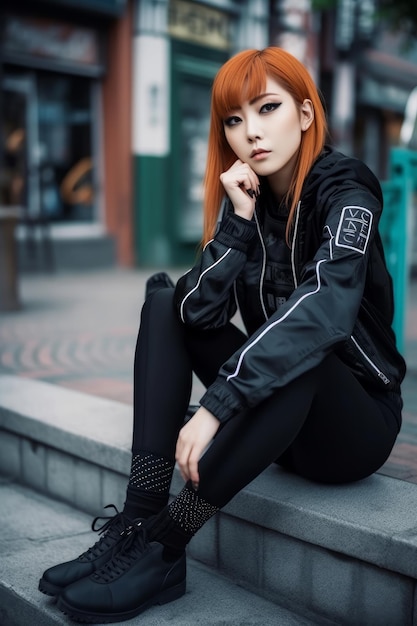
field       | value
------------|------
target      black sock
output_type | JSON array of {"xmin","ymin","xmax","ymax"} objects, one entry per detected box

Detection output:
[{"xmin": 124, "ymin": 485, "xmax": 169, "ymax": 520}]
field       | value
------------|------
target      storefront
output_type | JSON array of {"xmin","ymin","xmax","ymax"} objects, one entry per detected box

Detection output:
[
  {"xmin": 1, "ymin": 0, "xmax": 130, "ymax": 268},
  {"xmin": 317, "ymin": 0, "xmax": 417, "ymax": 179},
  {"xmin": 357, "ymin": 32, "xmax": 417, "ymax": 178},
  {"xmin": 133, "ymin": 0, "xmax": 269, "ymax": 267}
]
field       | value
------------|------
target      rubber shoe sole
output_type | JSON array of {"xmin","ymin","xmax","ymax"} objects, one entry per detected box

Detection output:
[
  {"xmin": 56, "ymin": 578, "xmax": 186, "ymax": 623},
  {"xmin": 38, "ymin": 577, "xmax": 62, "ymax": 597}
]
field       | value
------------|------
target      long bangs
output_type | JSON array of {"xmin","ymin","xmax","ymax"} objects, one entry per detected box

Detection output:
[{"xmin": 211, "ymin": 50, "xmax": 267, "ymax": 119}]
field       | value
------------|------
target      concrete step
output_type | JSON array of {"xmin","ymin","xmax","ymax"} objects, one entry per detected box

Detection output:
[
  {"xmin": 0, "ymin": 477, "xmax": 320, "ymax": 626},
  {"xmin": 1, "ymin": 374, "xmax": 417, "ymax": 625}
]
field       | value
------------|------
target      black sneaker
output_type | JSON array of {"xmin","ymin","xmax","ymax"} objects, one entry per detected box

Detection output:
[
  {"xmin": 57, "ymin": 519, "xmax": 186, "ymax": 623},
  {"xmin": 145, "ymin": 272, "xmax": 175, "ymax": 299},
  {"xmin": 39, "ymin": 505, "xmax": 134, "ymax": 597}
]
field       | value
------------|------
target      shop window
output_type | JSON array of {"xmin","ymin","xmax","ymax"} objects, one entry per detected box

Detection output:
[
  {"xmin": 2, "ymin": 71, "xmax": 97, "ymax": 223},
  {"xmin": 37, "ymin": 74, "xmax": 95, "ymax": 223}
]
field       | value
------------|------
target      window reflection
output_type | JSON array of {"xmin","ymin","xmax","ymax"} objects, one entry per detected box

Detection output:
[
  {"xmin": 2, "ymin": 72, "xmax": 95, "ymax": 223},
  {"xmin": 38, "ymin": 74, "xmax": 94, "ymax": 222},
  {"xmin": 179, "ymin": 80, "xmax": 210, "ymax": 241}
]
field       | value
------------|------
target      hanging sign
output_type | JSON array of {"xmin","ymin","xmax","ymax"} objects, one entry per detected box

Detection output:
[{"xmin": 168, "ymin": 0, "xmax": 231, "ymax": 50}]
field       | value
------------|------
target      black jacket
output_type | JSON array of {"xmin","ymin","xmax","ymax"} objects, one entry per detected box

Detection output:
[{"xmin": 174, "ymin": 147, "xmax": 406, "ymax": 423}]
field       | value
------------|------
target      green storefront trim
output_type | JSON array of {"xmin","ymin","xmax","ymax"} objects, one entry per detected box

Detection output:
[
  {"xmin": 134, "ymin": 155, "xmax": 175, "ymax": 267},
  {"xmin": 134, "ymin": 41, "xmax": 228, "ymax": 268},
  {"xmin": 134, "ymin": 154, "xmax": 201, "ymax": 268}
]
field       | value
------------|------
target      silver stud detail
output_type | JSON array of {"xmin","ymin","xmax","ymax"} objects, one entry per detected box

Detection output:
[
  {"xmin": 168, "ymin": 486, "xmax": 218, "ymax": 535},
  {"xmin": 128, "ymin": 452, "xmax": 174, "ymax": 493}
]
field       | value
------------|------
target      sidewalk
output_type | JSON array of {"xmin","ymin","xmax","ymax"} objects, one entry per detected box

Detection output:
[{"xmin": 1, "ymin": 267, "xmax": 417, "ymax": 484}]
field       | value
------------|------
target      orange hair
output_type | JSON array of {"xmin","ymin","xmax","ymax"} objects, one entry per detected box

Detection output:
[{"xmin": 202, "ymin": 47, "xmax": 327, "ymax": 246}]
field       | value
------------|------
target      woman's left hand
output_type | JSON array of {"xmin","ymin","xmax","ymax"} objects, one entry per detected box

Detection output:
[{"xmin": 175, "ymin": 406, "xmax": 220, "ymax": 488}]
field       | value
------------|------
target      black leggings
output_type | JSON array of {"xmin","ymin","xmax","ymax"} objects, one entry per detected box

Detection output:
[{"xmin": 132, "ymin": 288, "xmax": 401, "ymax": 510}]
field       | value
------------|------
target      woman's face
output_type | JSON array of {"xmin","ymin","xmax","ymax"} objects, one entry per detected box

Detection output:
[{"xmin": 223, "ymin": 76, "xmax": 314, "ymax": 198}]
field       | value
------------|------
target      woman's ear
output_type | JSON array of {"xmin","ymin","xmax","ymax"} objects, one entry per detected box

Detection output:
[{"xmin": 300, "ymin": 99, "xmax": 314, "ymax": 131}]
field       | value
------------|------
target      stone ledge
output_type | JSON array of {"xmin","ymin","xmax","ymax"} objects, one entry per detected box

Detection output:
[
  {"xmin": 1, "ymin": 374, "xmax": 417, "ymax": 585},
  {"xmin": 0, "ymin": 375, "xmax": 132, "ymax": 475}
]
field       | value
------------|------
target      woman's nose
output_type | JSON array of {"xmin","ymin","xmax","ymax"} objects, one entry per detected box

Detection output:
[{"xmin": 246, "ymin": 120, "xmax": 262, "ymax": 142}]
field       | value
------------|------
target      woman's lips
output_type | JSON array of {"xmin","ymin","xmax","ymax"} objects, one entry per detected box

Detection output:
[{"xmin": 250, "ymin": 149, "xmax": 270, "ymax": 160}]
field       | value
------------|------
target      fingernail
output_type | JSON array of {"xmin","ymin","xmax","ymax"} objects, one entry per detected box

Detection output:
[
  {"xmin": 192, "ymin": 482, "xmax": 199, "ymax": 491},
  {"xmin": 247, "ymin": 189, "xmax": 255, "ymax": 198}
]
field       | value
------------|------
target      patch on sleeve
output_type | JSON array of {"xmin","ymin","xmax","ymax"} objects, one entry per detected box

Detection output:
[{"xmin": 335, "ymin": 206, "xmax": 373, "ymax": 254}]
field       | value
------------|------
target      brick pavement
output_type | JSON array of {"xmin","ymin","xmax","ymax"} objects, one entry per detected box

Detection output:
[{"xmin": 1, "ymin": 267, "xmax": 417, "ymax": 483}]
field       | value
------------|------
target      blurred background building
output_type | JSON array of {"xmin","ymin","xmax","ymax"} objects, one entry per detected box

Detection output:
[{"xmin": 1, "ymin": 0, "xmax": 417, "ymax": 271}]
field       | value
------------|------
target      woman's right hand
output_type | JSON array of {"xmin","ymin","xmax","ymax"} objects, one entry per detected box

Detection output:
[{"xmin": 220, "ymin": 160, "xmax": 259, "ymax": 221}]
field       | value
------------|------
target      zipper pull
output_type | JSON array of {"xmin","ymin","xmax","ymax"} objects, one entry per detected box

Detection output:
[{"xmin": 378, "ymin": 371, "xmax": 390, "ymax": 385}]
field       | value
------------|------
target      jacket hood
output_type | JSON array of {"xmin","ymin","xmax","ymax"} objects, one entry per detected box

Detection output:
[{"xmin": 302, "ymin": 145, "xmax": 383, "ymax": 206}]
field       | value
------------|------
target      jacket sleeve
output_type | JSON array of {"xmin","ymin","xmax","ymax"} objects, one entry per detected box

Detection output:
[
  {"xmin": 200, "ymin": 181, "xmax": 383, "ymax": 423},
  {"xmin": 174, "ymin": 210, "xmax": 257, "ymax": 328}
]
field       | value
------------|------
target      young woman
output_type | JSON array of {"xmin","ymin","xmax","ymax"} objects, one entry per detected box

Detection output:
[{"xmin": 39, "ymin": 47, "xmax": 406, "ymax": 623}]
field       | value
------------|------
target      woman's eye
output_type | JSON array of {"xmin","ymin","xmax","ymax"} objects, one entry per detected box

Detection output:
[
  {"xmin": 224, "ymin": 116, "xmax": 241, "ymax": 127},
  {"xmin": 260, "ymin": 102, "xmax": 281, "ymax": 113}
]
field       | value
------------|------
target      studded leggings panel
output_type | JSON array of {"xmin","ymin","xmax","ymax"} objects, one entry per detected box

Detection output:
[{"xmin": 128, "ymin": 452, "xmax": 174, "ymax": 493}]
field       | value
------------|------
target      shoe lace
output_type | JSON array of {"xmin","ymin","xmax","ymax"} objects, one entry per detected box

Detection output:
[
  {"xmin": 79, "ymin": 504, "xmax": 131, "ymax": 561},
  {"xmin": 91, "ymin": 520, "xmax": 148, "ymax": 583}
]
